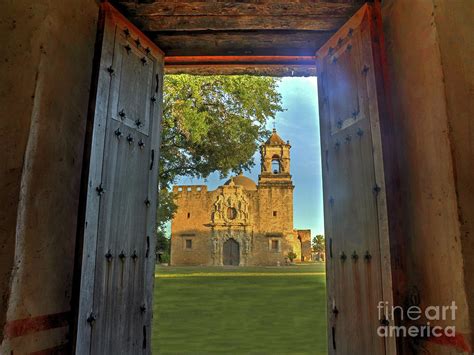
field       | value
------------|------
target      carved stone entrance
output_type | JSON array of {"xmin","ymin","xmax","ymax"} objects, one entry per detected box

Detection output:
[{"xmin": 223, "ymin": 238, "xmax": 240, "ymax": 266}]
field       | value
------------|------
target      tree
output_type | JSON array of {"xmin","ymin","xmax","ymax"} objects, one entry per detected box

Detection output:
[
  {"xmin": 157, "ymin": 75, "xmax": 284, "ymax": 232},
  {"xmin": 156, "ymin": 229, "xmax": 170, "ymax": 264},
  {"xmin": 312, "ymin": 235, "xmax": 325, "ymax": 253},
  {"xmin": 287, "ymin": 251, "xmax": 297, "ymax": 262}
]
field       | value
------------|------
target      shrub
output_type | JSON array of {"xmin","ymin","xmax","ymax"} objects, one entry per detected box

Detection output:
[{"xmin": 287, "ymin": 251, "xmax": 297, "ymax": 262}]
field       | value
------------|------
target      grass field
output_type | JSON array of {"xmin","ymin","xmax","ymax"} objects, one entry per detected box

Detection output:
[{"xmin": 152, "ymin": 263, "xmax": 327, "ymax": 355}]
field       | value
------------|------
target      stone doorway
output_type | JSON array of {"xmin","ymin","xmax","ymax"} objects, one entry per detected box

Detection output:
[{"xmin": 223, "ymin": 238, "xmax": 240, "ymax": 266}]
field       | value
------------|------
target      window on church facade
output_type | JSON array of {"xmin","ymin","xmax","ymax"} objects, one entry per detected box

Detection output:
[
  {"xmin": 271, "ymin": 240, "xmax": 279, "ymax": 251},
  {"xmin": 273, "ymin": 211, "xmax": 277, "ymax": 217},
  {"xmin": 227, "ymin": 207, "xmax": 237, "ymax": 220},
  {"xmin": 185, "ymin": 239, "xmax": 192, "ymax": 249}
]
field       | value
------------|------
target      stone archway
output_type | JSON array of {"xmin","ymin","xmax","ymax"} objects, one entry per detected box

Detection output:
[
  {"xmin": 223, "ymin": 238, "xmax": 240, "ymax": 266},
  {"xmin": 297, "ymin": 236, "xmax": 303, "ymax": 261}
]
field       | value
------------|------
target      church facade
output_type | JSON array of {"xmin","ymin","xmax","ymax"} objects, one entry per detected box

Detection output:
[{"xmin": 170, "ymin": 129, "xmax": 312, "ymax": 266}]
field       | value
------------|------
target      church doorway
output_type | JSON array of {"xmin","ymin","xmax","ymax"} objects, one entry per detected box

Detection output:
[{"xmin": 223, "ymin": 239, "xmax": 240, "ymax": 266}]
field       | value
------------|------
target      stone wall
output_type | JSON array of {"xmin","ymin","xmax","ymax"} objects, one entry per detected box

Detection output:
[
  {"xmin": 0, "ymin": 0, "xmax": 99, "ymax": 352},
  {"xmin": 296, "ymin": 230, "xmax": 312, "ymax": 261},
  {"xmin": 255, "ymin": 185, "xmax": 294, "ymax": 233}
]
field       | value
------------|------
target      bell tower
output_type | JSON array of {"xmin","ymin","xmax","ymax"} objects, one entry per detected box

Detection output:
[{"xmin": 258, "ymin": 129, "xmax": 293, "ymax": 187}]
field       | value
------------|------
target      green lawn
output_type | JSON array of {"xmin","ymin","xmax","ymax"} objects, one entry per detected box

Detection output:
[{"xmin": 152, "ymin": 263, "xmax": 327, "ymax": 355}]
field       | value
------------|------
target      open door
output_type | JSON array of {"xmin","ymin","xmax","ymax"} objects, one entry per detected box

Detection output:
[
  {"xmin": 317, "ymin": 4, "xmax": 396, "ymax": 354},
  {"xmin": 73, "ymin": 4, "xmax": 163, "ymax": 354}
]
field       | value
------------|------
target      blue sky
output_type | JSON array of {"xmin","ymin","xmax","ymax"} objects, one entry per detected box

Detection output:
[{"xmin": 176, "ymin": 77, "xmax": 324, "ymax": 236}]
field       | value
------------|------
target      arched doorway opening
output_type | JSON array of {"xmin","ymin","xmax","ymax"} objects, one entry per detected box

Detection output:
[
  {"xmin": 223, "ymin": 238, "xmax": 240, "ymax": 266},
  {"xmin": 297, "ymin": 236, "xmax": 304, "ymax": 261}
]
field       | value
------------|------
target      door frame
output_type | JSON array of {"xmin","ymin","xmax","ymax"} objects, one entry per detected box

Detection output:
[{"xmin": 72, "ymin": 2, "xmax": 399, "ymax": 354}]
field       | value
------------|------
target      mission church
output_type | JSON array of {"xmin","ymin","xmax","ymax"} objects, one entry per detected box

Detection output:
[{"xmin": 170, "ymin": 129, "xmax": 312, "ymax": 266}]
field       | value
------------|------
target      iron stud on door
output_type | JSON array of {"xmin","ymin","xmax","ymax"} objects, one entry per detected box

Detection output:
[
  {"xmin": 105, "ymin": 250, "xmax": 113, "ymax": 262},
  {"xmin": 86, "ymin": 312, "xmax": 96, "ymax": 326},
  {"xmin": 352, "ymin": 108, "xmax": 359, "ymax": 119},
  {"xmin": 96, "ymin": 184, "xmax": 105, "ymax": 196},
  {"xmin": 362, "ymin": 65, "xmax": 370, "ymax": 75},
  {"xmin": 373, "ymin": 184, "xmax": 381, "ymax": 195},
  {"xmin": 118, "ymin": 109, "xmax": 126, "ymax": 120}
]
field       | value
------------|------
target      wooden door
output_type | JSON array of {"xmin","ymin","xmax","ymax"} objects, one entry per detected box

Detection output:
[
  {"xmin": 316, "ymin": 4, "xmax": 395, "ymax": 355},
  {"xmin": 223, "ymin": 239, "xmax": 240, "ymax": 266},
  {"xmin": 74, "ymin": 4, "xmax": 163, "ymax": 354}
]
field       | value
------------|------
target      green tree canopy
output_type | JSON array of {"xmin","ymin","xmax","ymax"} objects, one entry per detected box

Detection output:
[
  {"xmin": 312, "ymin": 235, "xmax": 325, "ymax": 253},
  {"xmin": 157, "ymin": 75, "xmax": 284, "ymax": 231}
]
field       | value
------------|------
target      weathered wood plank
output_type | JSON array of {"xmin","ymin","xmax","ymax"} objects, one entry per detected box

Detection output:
[
  {"xmin": 117, "ymin": 1, "xmax": 362, "ymax": 17},
  {"xmin": 124, "ymin": 14, "xmax": 349, "ymax": 31},
  {"xmin": 316, "ymin": 4, "xmax": 395, "ymax": 355},
  {"xmin": 75, "ymin": 3, "xmax": 164, "ymax": 354},
  {"xmin": 151, "ymin": 30, "xmax": 333, "ymax": 56},
  {"xmin": 165, "ymin": 55, "xmax": 316, "ymax": 64},
  {"xmin": 165, "ymin": 64, "xmax": 317, "ymax": 77},
  {"xmin": 74, "ymin": 6, "xmax": 116, "ymax": 354}
]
